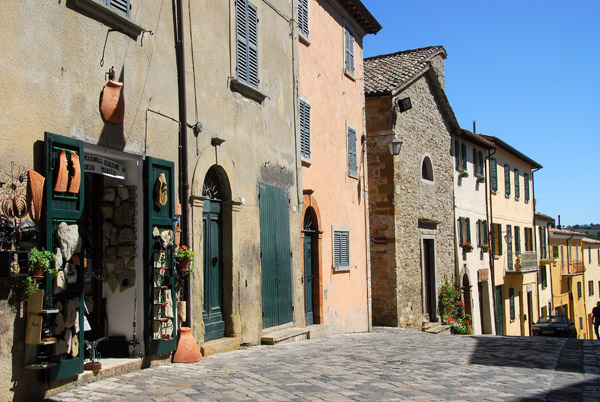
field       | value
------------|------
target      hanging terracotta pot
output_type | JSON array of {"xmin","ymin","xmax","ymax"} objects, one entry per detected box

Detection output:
[
  {"xmin": 177, "ymin": 258, "xmax": 190, "ymax": 274},
  {"xmin": 100, "ymin": 80, "xmax": 125, "ymax": 123},
  {"xmin": 28, "ymin": 170, "xmax": 45, "ymax": 223}
]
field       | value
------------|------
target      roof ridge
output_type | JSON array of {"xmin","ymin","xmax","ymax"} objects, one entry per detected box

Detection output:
[{"xmin": 365, "ymin": 45, "xmax": 446, "ymax": 62}]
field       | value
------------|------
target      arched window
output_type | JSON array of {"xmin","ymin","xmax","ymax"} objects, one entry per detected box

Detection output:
[{"xmin": 422, "ymin": 156, "xmax": 433, "ymax": 181}]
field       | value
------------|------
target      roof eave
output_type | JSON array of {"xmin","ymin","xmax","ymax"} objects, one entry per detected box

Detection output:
[
  {"xmin": 479, "ymin": 135, "xmax": 543, "ymax": 169},
  {"xmin": 338, "ymin": 0, "xmax": 382, "ymax": 34}
]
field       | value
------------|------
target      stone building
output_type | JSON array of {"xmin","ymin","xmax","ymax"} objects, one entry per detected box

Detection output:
[
  {"xmin": 297, "ymin": 0, "xmax": 381, "ymax": 335},
  {"xmin": 364, "ymin": 46, "xmax": 457, "ymax": 329}
]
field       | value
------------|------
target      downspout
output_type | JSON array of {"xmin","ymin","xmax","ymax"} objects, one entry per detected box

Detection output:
[
  {"xmin": 175, "ymin": 0, "xmax": 191, "ymax": 326},
  {"xmin": 485, "ymin": 147, "xmax": 497, "ymax": 333},
  {"xmin": 362, "ymin": 113, "xmax": 372, "ymax": 332}
]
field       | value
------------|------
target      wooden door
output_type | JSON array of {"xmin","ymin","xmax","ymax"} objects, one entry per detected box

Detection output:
[
  {"xmin": 202, "ymin": 199, "xmax": 225, "ymax": 341},
  {"xmin": 304, "ymin": 235, "xmax": 313, "ymax": 325}
]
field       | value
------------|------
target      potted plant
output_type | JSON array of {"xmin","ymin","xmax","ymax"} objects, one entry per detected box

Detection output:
[
  {"xmin": 462, "ymin": 241, "xmax": 473, "ymax": 253},
  {"xmin": 28, "ymin": 247, "xmax": 58, "ymax": 279},
  {"xmin": 459, "ymin": 169, "xmax": 469, "ymax": 178},
  {"xmin": 16, "ymin": 276, "xmax": 39, "ymax": 303},
  {"xmin": 175, "ymin": 246, "xmax": 195, "ymax": 273},
  {"xmin": 480, "ymin": 244, "xmax": 490, "ymax": 253}
]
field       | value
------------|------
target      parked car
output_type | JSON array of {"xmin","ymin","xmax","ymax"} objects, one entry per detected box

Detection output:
[{"xmin": 532, "ymin": 316, "xmax": 577, "ymax": 338}]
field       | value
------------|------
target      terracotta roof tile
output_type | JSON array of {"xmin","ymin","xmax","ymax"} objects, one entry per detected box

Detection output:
[
  {"xmin": 549, "ymin": 228, "xmax": 586, "ymax": 237},
  {"xmin": 364, "ymin": 46, "xmax": 447, "ymax": 95},
  {"xmin": 583, "ymin": 238, "xmax": 600, "ymax": 244}
]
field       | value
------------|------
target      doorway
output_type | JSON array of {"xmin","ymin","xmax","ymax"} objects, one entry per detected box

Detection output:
[
  {"xmin": 422, "ymin": 238, "xmax": 436, "ymax": 321},
  {"xmin": 462, "ymin": 274, "xmax": 472, "ymax": 318},
  {"xmin": 527, "ymin": 291, "xmax": 534, "ymax": 336},
  {"xmin": 302, "ymin": 208, "xmax": 319, "ymax": 326},
  {"xmin": 495, "ymin": 286, "xmax": 504, "ymax": 335}
]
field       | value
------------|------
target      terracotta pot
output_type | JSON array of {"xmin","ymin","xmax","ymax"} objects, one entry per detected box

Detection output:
[
  {"xmin": 177, "ymin": 258, "xmax": 190, "ymax": 273},
  {"xmin": 172, "ymin": 327, "xmax": 202, "ymax": 363},
  {"xmin": 30, "ymin": 265, "xmax": 45, "ymax": 279}
]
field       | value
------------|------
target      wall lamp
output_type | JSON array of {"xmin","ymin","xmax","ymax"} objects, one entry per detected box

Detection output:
[
  {"xmin": 504, "ymin": 233, "xmax": 513, "ymax": 243},
  {"xmin": 362, "ymin": 134, "xmax": 403, "ymax": 156}
]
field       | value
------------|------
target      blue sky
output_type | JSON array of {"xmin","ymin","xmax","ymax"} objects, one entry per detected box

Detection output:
[{"xmin": 361, "ymin": 0, "xmax": 600, "ymax": 226}]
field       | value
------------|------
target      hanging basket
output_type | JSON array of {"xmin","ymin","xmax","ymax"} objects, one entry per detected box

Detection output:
[{"xmin": 177, "ymin": 258, "xmax": 190, "ymax": 274}]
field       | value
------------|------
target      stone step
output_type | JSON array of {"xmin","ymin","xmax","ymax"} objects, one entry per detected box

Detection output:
[
  {"xmin": 261, "ymin": 327, "xmax": 309, "ymax": 345},
  {"xmin": 201, "ymin": 336, "xmax": 241, "ymax": 357},
  {"xmin": 421, "ymin": 321, "xmax": 441, "ymax": 331},
  {"xmin": 306, "ymin": 324, "xmax": 330, "ymax": 339},
  {"xmin": 424, "ymin": 324, "xmax": 452, "ymax": 335}
]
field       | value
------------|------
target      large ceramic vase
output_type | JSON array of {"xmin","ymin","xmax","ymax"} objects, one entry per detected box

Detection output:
[{"xmin": 172, "ymin": 327, "xmax": 202, "ymax": 363}]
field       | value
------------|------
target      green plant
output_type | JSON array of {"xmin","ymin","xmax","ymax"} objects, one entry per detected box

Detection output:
[
  {"xmin": 439, "ymin": 281, "xmax": 472, "ymax": 335},
  {"xmin": 17, "ymin": 276, "xmax": 39, "ymax": 302},
  {"xmin": 175, "ymin": 245, "xmax": 194, "ymax": 261},
  {"xmin": 28, "ymin": 247, "xmax": 58, "ymax": 277}
]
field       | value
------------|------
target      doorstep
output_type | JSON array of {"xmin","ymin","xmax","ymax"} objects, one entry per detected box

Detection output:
[
  {"xmin": 306, "ymin": 324, "xmax": 330, "ymax": 339},
  {"xmin": 201, "ymin": 336, "xmax": 241, "ymax": 357},
  {"xmin": 424, "ymin": 324, "xmax": 452, "ymax": 335},
  {"xmin": 261, "ymin": 326, "xmax": 309, "ymax": 345}
]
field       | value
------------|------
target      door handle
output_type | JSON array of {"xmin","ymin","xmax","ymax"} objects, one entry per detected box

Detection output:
[{"xmin": 212, "ymin": 256, "xmax": 218, "ymax": 266}]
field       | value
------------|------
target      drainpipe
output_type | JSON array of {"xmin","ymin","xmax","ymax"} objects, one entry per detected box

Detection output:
[
  {"xmin": 175, "ymin": 0, "xmax": 191, "ymax": 326},
  {"xmin": 485, "ymin": 147, "xmax": 497, "ymax": 334}
]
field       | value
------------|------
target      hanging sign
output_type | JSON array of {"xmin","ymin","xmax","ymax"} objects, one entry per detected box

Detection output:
[{"xmin": 84, "ymin": 154, "xmax": 127, "ymax": 180}]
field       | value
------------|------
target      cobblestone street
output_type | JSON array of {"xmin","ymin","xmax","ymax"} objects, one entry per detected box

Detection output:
[{"xmin": 45, "ymin": 328, "xmax": 600, "ymax": 402}]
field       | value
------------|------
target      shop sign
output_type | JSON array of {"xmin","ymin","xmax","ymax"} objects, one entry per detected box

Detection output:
[
  {"xmin": 477, "ymin": 269, "xmax": 489, "ymax": 282},
  {"xmin": 84, "ymin": 154, "xmax": 126, "ymax": 180}
]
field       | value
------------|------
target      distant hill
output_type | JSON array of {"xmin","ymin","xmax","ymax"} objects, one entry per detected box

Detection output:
[{"xmin": 566, "ymin": 224, "xmax": 600, "ymax": 240}]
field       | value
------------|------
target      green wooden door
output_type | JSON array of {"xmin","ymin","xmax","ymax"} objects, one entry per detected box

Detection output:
[
  {"xmin": 144, "ymin": 157, "xmax": 177, "ymax": 356},
  {"xmin": 44, "ymin": 132, "xmax": 85, "ymax": 381},
  {"xmin": 259, "ymin": 183, "xmax": 293, "ymax": 328},
  {"xmin": 304, "ymin": 235, "xmax": 313, "ymax": 325},
  {"xmin": 202, "ymin": 199, "xmax": 225, "ymax": 341},
  {"xmin": 495, "ymin": 286, "xmax": 504, "ymax": 336}
]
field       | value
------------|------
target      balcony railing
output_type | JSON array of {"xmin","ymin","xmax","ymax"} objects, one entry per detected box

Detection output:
[
  {"xmin": 508, "ymin": 251, "xmax": 538, "ymax": 273},
  {"xmin": 563, "ymin": 261, "xmax": 585, "ymax": 276}
]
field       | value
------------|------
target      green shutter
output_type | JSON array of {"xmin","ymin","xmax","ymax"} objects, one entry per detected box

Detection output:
[
  {"xmin": 299, "ymin": 100, "xmax": 311, "ymax": 159},
  {"xmin": 524, "ymin": 173, "xmax": 530, "ymax": 202},
  {"xmin": 514, "ymin": 226, "xmax": 521, "ymax": 255},
  {"xmin": 344, "ymin": 26, "xmax": 354, "ymax": 74},
  {"xmin": 553, "ymin": 245, "xmax": 559, "ymax": 259},
  {"xmin": 455, "ymin": 140, "xmax": 460, "ymax": 170},
  {"xmin": 43, "ymin": 132, "xmax": 85, "ymax": 381},
  {"xmin": 509, "ymin": 288, "xmax": 515, "ymax": 320},
  {"xmin": 235, "ymin": 0, "xmax": 258, "ymax": 87},
  {"xmin": 504, "ymin": 164, "xmax": 510, "ymax": 196},
  {"xmin": 247, "ymin": 1, "xmax": 259, "ymax": 87},
  {"xmin": 348, "ymin": 127, "xmax": 357, "ymax": 175},
  {"xmin": 298, "ymin": 0, "xmax": 309, "ymax": 37},
  {"xmin": 483, "ymin": 220, "xmax": 489, "ymax": 246},
  {"xmin": 498, "ymin": 224, "xmax": 503, "ymax": 255},
  {"xmin": 461, "ymin": 143, "xmax": 467, "ymax": 170},
  {"xmin": 458, "ymin": 218, "xmax": 464, "ymax": 245},
  {"xmin": 144, "ymin": 157, "xmax": 177, "ymax": 356},
  {"xmin": 478, "ymin": 151, "xmax": 484, "ymax": 176},
  {"xmin": 466, "ymin": 217, "xmax": 471, "ymax": 244},
  {"xmin": 506, "ymin": 225, "xmax": 513, "ymax": 270},
  {"xmin": 514, "ymin": 168, "xmax": 520, "ymax": 198},
  {"xmin": 495, "ymin": 286, "xmax": 504, "ymax": 335},
  {"xmin": 473, "ymin": 148, "xmax": 478, "ymax": 175},
  {"xmin": 490, "ymin": 158, "xmax": 497, "ymax": 191}
]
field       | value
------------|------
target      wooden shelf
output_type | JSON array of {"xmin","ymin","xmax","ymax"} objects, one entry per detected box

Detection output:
[
  {"xmin": 40, "ymin": 309, "xmax": 59, "ymax": 314},
  {"xmin": 25, "ymin": 362, "xmax": 57, "ymax": 370}
]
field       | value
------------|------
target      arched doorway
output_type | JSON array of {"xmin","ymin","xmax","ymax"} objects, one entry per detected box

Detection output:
[
  {"xmin": 202, "ymin": 167, "xmax": 225, "ymax": 341},
  {"xmin": 303, "ymin": 208, "xmax": 319, "ymax": 325}
]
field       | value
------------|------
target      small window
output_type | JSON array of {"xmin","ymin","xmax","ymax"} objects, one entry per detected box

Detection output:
[
  {"xmin": 478, "ymin": 150, "xmax": 484, "ymax": 177},
  {"xmin": 458, "ymin": 217, "xmax": 471, "ymax": 247},
  {"xmin": 541, "ymin": 266, "xmax": 547, "ymax": 288},
  {"xmin": 344, "ymin": 25, "xmax": 355, "ymax": 75},
  {"xmin": 580, "ymin": 317, "xmax": 583, "ymax": 330},
  {"xmin": 74, "ymin": 0, "xmax": 144, "ymax": 38},
  {"xmin": 347, "ymin": 127, "xmax": 357, "ymax": 176},
  {"xmin": 298, "ymin": 0, "xmax": 309, "ymax": 38},
  {"xmin": 577, "ymin": 281, "xmax": 582, "ymax": 299},
  {"xmin": 589, "ymin": 280, "xmax": 594, "ymax": 296},
  {"xmin": 524, "ymin": 172, "xmax": 530, "ymax": 201},
  {"xmin": 477, "ymin": 219, "xmax": 489, "ymax": 247},
  {"xmin": 490, "ymin": 158, "xmax": 498, "ymax": 191},
  {"xmin": 509, "ymin": 288, "xmax": 515, "ymax": 320},
  {"xmin": 504, "ymin": 164, "xmax": 511, "ymax": 196},
  {"xmin": 333, "ymin": 231, "xmax": 349, "ymax": 268},
  {"xmin": 514, "ymin": 168, "xmax": 520, "ymax": 198},
  {"xmin": 299, "ymin": 100, "xmax": 311, "ymax": 159},
  {"xmin": 422, "ymin": 156, "xmax": 433, "ymax": 181},
  {"xmin": 589, "ymin": 247, "xmax": 592, "ymax": 264}
]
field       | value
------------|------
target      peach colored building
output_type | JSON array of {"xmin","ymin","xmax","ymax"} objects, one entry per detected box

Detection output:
[{"xmin": 297, "ymin": 0, "xmax": 380, "ymax": 333}]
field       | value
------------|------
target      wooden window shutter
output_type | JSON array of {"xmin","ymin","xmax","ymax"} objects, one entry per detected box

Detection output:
[
  {"xmin": 490, "ymin": 158, "xmax": 498, "ymax": 191},
  {"xmin": 298, "ymin": 0, "xmax": 309, "ymax": 37},
  {"xmin": 476, "ymin": 220, "xmax": 481, "ymax": 246},
  {"xmin": 473, "ymin": 148, "xmax": 478, "ymax": 175},
  {"xmin": 347, "ymin": 127, "xmax": 357, "ymax": 175},
  {"xmin": 478, "ymin": 151, "xmax": 484, "ymax": 176},
  {"xmin": 458, "ymin": 218, "xmax": 464, "ymax": 245},
  {"xmin": 483, "ymin": 220, "xmax": 489, "ymax": 246},
  {"xmin": 235, "ymin": 0, "xmax": 259, "ymax": 88},
  {"xmin": 506, "ymin": 225, "xmax": 513, "ymax": 270},
  {"xmin": 247, "ymin": 1, "xmax": 259, "ymax": 87},
  {"xmin": 504, "ymin": 164, "xmax": 511, "ymax": 196},
  {"xmin": 524, "ymin": 172, "xmax": 530, "ymax": 201},
  {"xmin": 466, "ymin": 217, "xmax": 471, "ymax": 244},
  {"xmin": 514, "ymin": 168, "xmax": 520, "ymax": 198},
  {"xmin": 454, "ymin": 140, "xmax": 460, "ymax": 170},
  {"xmin": 344, "ymin": 26, "xmax": 354, "ymax": 74},
  {"xmin": 334, "ymin": 231, "xmax": 349, "ymax": 267},
  {"xmin": 299, "ymin": 100, "xmax": 311, "ymax": 159},
  {"xmin": 107, "ymin": 0, "xmax": 130, "ymax": 16},
  {"xmin": 461, "ymin": 143, "xmax": 467, "ymax": 170},
  {"xmin": 553, "ymin": 245, "xmax": 559, "ymax": 259},
  {"xmin": 497, "ymin": 224, "xmax": 503, "ymax": 255},
  {"xmin": 509, "ymin": 288, "xmax": 515, "ymax": 320}
]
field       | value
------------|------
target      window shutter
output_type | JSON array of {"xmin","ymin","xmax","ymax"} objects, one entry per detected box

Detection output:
[
  {"xmin": 524, "ymin": 173, "xmax": 530, "ymax": 201},
  {"xmin": 466, "ymin": 217, "xmax": 471, "ymax": 243},
  {"xmin": 504, "ymin": 164, "xmax": 511, "ymax": 195},
  {"xmin": 483, "ymin": 220, "xmax": 489, "ymax": 246},
  {"xmin": 247, "ymin": 1, "xmax": 259, "ymax": 87},
  {"xmin": 454, "ymin": 140, "xmax": 460, "ymax": 170},
  {"xmin": 490, "ymin": 158, "xmax": 497, "ymax": 191},
  {"xmin": 514, "ymin": 226, "xmax": 521, "ymax": 255},
  {"xmin": 334, "ymin": 231, "xmax": 349, "ymax": 267},
  {"xmin": 509, "ymin": 288, "xmax": 515, "ymax": 320},
  {"xmin": 461, "ymin": 143, "xmax": 467, "ymax": 170},
  {"xmin": 477, "ymin": 219, "xmax": 481, "ymax": 246},
  {"xmin": 578, "ymin": 282, "xmax": 582, "ymax": 298},
  {"xmin": 498, "ymin": 224, "xmax": 502, "ymax": 255},
  {"xmin": 236, "ymin": 0, "xmax": 259, "ymax": 88},
  {"xmin": 553, "ymin": 245, "xmax": 559, "ymax": 259},
  {"xmin": 298, "ymin": 0, "xmax": 309, "ymax": 37},
  {"xmin": 506, "ymin": 225, "xmax": 513, "ymax": 270},
  {"xmin": 473, "ymin": 148, "xmax": 478, "ymax": 175},
  {"xmin": 478, "ymin": 151, "xmax": 484, "ymax": 176},
  {"xmin": 344, "ymin": 26, "xmax": 354, "ymax": 74},
  {"xmin": 108, "ymin": 0, "xmax": 130, "ymax": 16},
  {"xmin": 347, "ymin": 127, "xmax": 357, "ymax": 175},
  {"xmin": 299, "ymin": 100, "xmax": 311, "ymax": 159},
  {"xmin": 514, "ymin": 168, "xmax": 520, "ymax": 198}
]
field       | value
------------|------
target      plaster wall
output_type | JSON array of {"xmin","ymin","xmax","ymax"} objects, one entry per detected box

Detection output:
[
  {"xmin": 366, "ymin": 72, "xmax": 455, "ymax": 329},
  {"xmin": 185, "ymin": 0, "xmax": 302, "ymax": 345},
  {"xmin": 452, "ymin": 137, "xmax": 493, "ymax": 334},
  {"xmin": 535, "ymin": 219, "xmax": 553, "ymax": 322},
  {"xmin": 583, "ymin": 241, "xmax": 600, "ymax": 339},
  {"xmin": 0, "ymin": 2, "xmax": 179, "ymax": 400},
  {"xmin": 297, "ymin": 0, "xmax": 369, "ymax": 333}
]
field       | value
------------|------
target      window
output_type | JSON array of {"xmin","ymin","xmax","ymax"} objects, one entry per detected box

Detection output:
[
  {"xmin": 575, "ymin": 245, "xmax": 580, "ymax": 262},
  {"xmin": 524, "ymin": 173, "xmax": 530, "ymax": 201},
  {"xmin": 577, "ymin": 281, "xmax": 582, "ymax": 299},
  {"xmin": 344, "ymin": 25, "xmax": 355, "ymax": 75},
  {"xmin": 553, "ymin": 244, "xmax": 559, "ymax": 259},
  {"xmin": 560, "ymin": 246, "xmax": 564, "ymax": 272},
  {"xmin": 539, "ymin": 227, "xmax": 546, "ymax": 258},
  {"xmin": 422, "ymin": 156, "xmax": 433, "ymax": 181},
  {"xmin": 478, "ymin": 151, "xmax": 484, "ymax": 176},
  {"xmin": 333, "ymin": 231, "xmax": 349, "ymax": 268},
  {"xmin": 589, "ymin": 247, "xmax": 592, "ymax": 264},
  {"xmin": 589, "ymin": 280, "xmax": 594, "ymax": 296},
  {"xmin": 514, "ymin": 168, "xmax": 520, "ymax": 198},
  {"xmin": 74, "ymin": 0, "xmax": 144, "ymax": 38},
  {"xmin": 524, "ymin": 228, "xmax": 533, "ymax": 252},
  {"xmin": 461, "ymin": 143, "xmax": 467, "ymax": 170},
  {"xmin": 506, "ymin": 225, "xmax": 513, "ymax": 270},
  {"xmin": 580, "ymin": 317, "xmax": 583, "ymax": 330},
  {"xmin": 299, "ymin": 99, "xmax": 311, "ymax": 159},
  {"xmin": 504, "ymin": 164, "xmax": 511, "ymax": 196},
  {"xmin": 477, "ymin": 219, "xmax": 489, "ymax": 247},
  {"xmin": 454, "ymin": 140, "xmax": 460, "ymax": 170},
  {"xmin": 473, "ymin": 149, "xmax": 484, "ymax": 177},
  {"xmin": 514, "ymin": 226, "xmax": 521, "ymax": 255},
  {"xmin": 541, "ymin": 266, "xmax": 547, "ymax": 288},
  {"xmin": 491, "ymin": 223, "xmax": 502, "ymax": 256},
  {"xmin": 298, "ymin": 0, "xmax": 309, "ymax": 38},
  {"xmin": 458, "ymin": 217, "xmax": 471, "ymax": 246},
  {"xmin": 509, "ymin": 288, "xmax": 515, "ymax": 320},
  {"xmin": 490, "ymin": 158, "xmax": 498, "ymax": 191},
  {"xmin": 347, "ymin": 127, "xmax": 357, "ymax": 176},
  {"xmin": 236, "ymin": 0, "xmax": 259, "ymax": 88}
]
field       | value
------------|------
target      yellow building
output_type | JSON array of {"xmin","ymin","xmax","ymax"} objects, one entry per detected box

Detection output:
[
  {"xmin": 481, "ymin": 135, "xmax": 542, "ymax": 336},
  {"xmin": 583, "ymin": 238, "xmax": 600, "ymax": 339},
  {"xmin": 549, "ymin": 228, "xmax": 587, "ymax": 338}
]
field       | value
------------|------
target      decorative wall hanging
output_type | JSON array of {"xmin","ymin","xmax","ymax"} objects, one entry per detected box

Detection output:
[
  {"xmin": 56, "ymin": 222, "xmax": 82, "ymax": 262},
  {"xmin": 153, "ymin": 173, "xmax": 168, "ymax": 209},
  {"xmin": 27, "ymin": 170, "xmax": 44, "ymax": 223},
  {"xmin": 100, "ymin": 67, "xmax": 125, "ymax": 123},
  {"xmin": 54, "ymin": 151, "xmax": 69, "ymax": 193},
  {"xmin": 67, "ymin": 152, "xmax": 81, "ymax": 194},
  {"xmin": 0, "ymin": 163, "xmax": 28, "ymax": 220}
]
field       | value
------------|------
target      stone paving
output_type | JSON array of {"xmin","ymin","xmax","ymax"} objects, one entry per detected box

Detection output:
[{"xmin": 45, "ymin": 327, "xmax": 600, "ymax": 402}]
